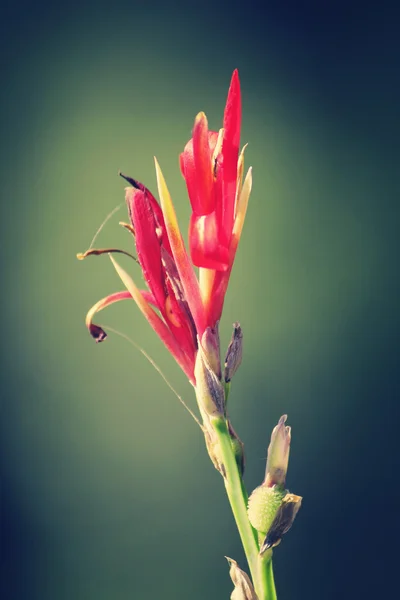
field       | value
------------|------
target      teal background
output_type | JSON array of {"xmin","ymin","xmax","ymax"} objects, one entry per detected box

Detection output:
[{"xmin": 1, "ymin": 2, "xmax": 399, "ymax": 599}]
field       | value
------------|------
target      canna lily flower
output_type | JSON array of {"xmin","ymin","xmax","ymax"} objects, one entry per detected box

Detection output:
[{"xmin": 80, "ymin": 70, "xmax": 252, "ymax": 385}]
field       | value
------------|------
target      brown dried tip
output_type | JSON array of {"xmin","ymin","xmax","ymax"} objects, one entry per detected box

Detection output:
[
  {"xmin": 88, "ymin": 324, "xmax": 108, "ymax": 343},
  {"xmin": 119, "ymin": 221, "xmax": 135, "ymax": 235},
  {"xmin": 119, "ymin": 171, "xmax": 140, "ymax": 188},
  {"xmin": 77, "ymin": 248, "xmax": 137, "ymax": 262}
]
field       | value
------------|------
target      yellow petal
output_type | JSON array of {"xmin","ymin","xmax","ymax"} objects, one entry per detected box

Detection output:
[
  {"xmin": 234, "ymin": 143, "xmax": 249, "ymax": 217},
  {"xmin": 232, "ymin": 166, "xmax": 252, "ymax": 248},
  {"xmin": 154, "ymin": 158, "xmax": 206, "ymax": 334}
]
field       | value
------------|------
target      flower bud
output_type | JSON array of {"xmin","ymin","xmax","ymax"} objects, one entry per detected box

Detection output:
[
  {"xmin": 264, "ymin": 415, "xmax": 291, "ymax": 488},
  {"xmin": 194, "ymin": 340, "xmax": 225, "ymax": 418},
  {"xmin": 224, "ymin": 323, "xmax": 243, "ymax": 383},
  {"xmin": 247, "ymin": 416, "xmax": 292, "ymax": 536},
  {"xmin": 200, "ymin": 324, "xmax": 221, "ymax": 380},
  {"xmin": 259, "ymin": 493, "xmax": 302, "ymax": 554}
]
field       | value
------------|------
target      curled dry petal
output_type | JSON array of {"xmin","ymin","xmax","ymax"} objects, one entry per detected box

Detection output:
[
  {"xmin": 259, "ymin": 493, "xmax": 302, "ymax": 554},
  {"xmin": 226, "ymin": 557, "xmax": 259, "ymax": 600}
]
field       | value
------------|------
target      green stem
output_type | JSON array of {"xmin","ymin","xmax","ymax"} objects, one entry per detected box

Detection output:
[
  {"xmin": 212, "ymin": 417, "xmax": 262, "ymax": 595},
  {"xmin": 259, "ymin": 555, "xmax": 277, "ymax": 600}
]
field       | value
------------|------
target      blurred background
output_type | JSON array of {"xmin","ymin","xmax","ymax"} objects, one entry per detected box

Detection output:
[{"xmin": 1, "ymin": 1, "xmax": 399, "ymax": 598}]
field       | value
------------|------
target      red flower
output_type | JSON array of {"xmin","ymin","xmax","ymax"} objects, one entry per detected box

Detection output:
[{"xmin": 82, "ymin": 70, "xmax": 252, "ymax": 384}]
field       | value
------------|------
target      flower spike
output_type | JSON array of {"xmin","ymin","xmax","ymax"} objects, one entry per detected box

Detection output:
[
  {"xmin": 78, "ymin": 72, "xmax": 303, "ymax": 598},
  {"xmin": 80, "ymin": 70, "xmax": 250, "ymax": 383}
]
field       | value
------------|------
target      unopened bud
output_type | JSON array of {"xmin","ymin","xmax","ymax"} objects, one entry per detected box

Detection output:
[
  {"xmin": 200, "ymin": 324, "xmax": 221, "ymax": 380},
  {"xmin": 194, "ymin": 341, "xmax": 225, "ymax": 418},
  {"xmin": 264, "ymin": 415, "xmax": 291, "ymax": 487},
  {"xmin": 226, "ymin": 557, "xmax": 259, "ymax": 600},
  {"xmin": 259, "ymin": 493, "xmax": 302, "ymax": 554},
  {"xmin": 224, "ymin": 323, "xmax": 243, "ymax": 382}
]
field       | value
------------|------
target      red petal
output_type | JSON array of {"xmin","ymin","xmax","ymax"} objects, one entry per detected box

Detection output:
[
  {"xmin": 110, "ymin": 255, "xmax": 195, "ymax": 383},
  {"xmin": 125, "ymin": 181, "xmax": 172, "ymax": 255},
  {"xmin": 155, "ymin": 158, "xmax": 206, "ymax": 336},
  {"xmin": 205, "ymin": 167, "xmax": 252, "ymax": 326},
  {"xmin": 164, "ymin": 280, "xmax": 197, "ymax": 363},
  {"xmin": 192, "ymin": 112, "xmax": 214, "ymax": 214},
  {"xmin": 218, "ymin": 69, "xmax": 242, "ymax": 246},
  {"xmin": 189, "ymin": 212, "xmax": 229, "ymax": 270},
  {"xmin": 128, "ymin": 187, "xmax": 166, "ymax": 312},
  {"xmin": 206, "ymin": 268, "xmax": 230, "ymax": 327},
  {"xmin": 180, "ymin": 123, "xmax": 218, "ymax": 216},
  {"xmin": 180, "ymin": 139, "xmax": 198, "ymax": 212}
]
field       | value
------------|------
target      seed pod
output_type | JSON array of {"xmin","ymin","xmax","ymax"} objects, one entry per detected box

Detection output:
[{"xmin": 247, "ymin": 484, "xmax": 286, "ymax": 535}]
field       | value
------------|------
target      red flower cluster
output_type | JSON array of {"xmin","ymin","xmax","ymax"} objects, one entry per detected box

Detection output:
[{"xmin": 84, "ymin": 70, "xmax": 251, "ymax": 384}]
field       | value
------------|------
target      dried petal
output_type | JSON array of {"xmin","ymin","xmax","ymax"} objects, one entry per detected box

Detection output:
[
  {"xmin": 226, "ymin": 557, "xmax": 258, "ymax": 600},
  {"xmin": 260, "ymin": 493, "xmax": 302, "ymax": 554}
]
